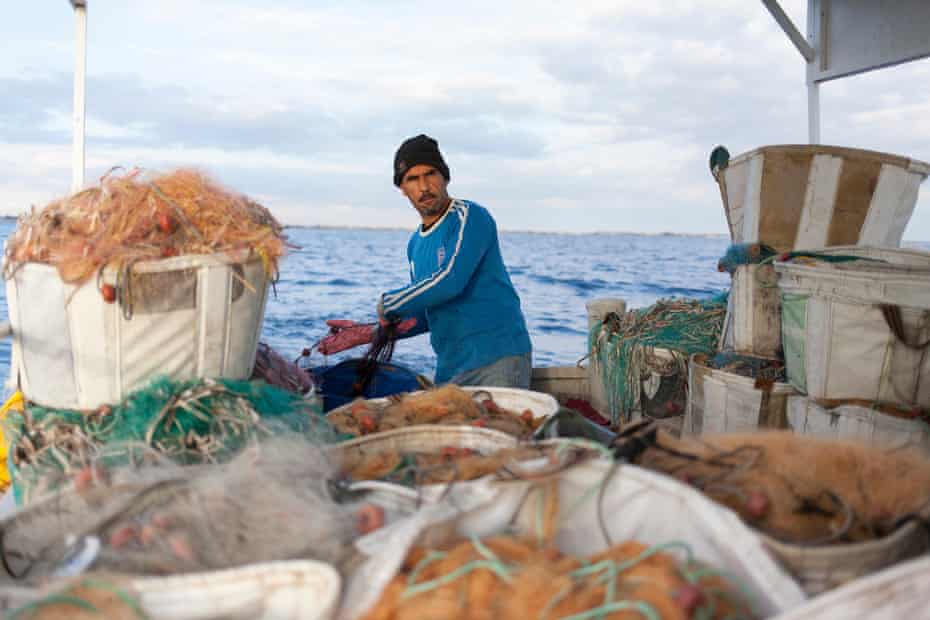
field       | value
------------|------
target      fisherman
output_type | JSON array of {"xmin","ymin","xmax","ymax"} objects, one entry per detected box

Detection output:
[{"xmin": 319, "ymin": 134, "xmax": 533, "ymax": 388}]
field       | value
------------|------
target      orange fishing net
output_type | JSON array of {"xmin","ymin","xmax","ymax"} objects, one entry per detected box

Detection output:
[
  {"xmin": 327, "ymin": 385, "xmax": 543, "ymax": 438},
  {"xmin": 362, "ymin": 536, "xmax": 755, "ymax": 620},
  {"xmin": 10, "ymin": 578, "xmax": 143, "ymax": 620},
  {"xmin": 637, "ymin": 430, "xmax": 930, "ymax": 545},
  {"xmin": 3, "ymin": 168, "xmax": 287, "ymax": 285},
  {"xmin": 339, "ymin": 444, "xmax": 581, "ymax": 486}
]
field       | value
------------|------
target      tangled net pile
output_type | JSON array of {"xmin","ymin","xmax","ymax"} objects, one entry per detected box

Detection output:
[
  {"xmin": 633, "ymin": 429, "xmax": 930, "ymax": 545},
  {"xmin": 589, "ymin": 295, "xmax": 727, "ymax": 426},
  {"xmin": 337, "ymin": 443, "xmax": 592, "ymax": 487},
  {"xmin": 3, "ymin": 168, "xmax": 287, "ymax": 285},
  {"xmin": 6, "ymin": 377, "xmax": 333, "ymax": 503},
  {"xmin": 704, "ymin": 352, "xmax": 787, "ymax": 384},
  {"xmin": 363, "ymin": 535, "xmax": 754, "ymax": 619},
  {"xmin": 0, "ymin": 438, "xmax": 363, "ymax": 581},
  {"xmin": 328, "ymin": 385, "xmax": 543, "ymax": 438}
]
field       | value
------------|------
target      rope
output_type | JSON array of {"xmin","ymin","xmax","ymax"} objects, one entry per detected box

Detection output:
[
  {"xmin": 717, "ymin": 243, "xmax": 777, "ymax": 275},
  {"xmin": 589, "ymin": 295, "xmax": 727, "ymax": 425},
  {"xmin": 7, "ymin": 578, "xmax": 148, "ymax": 620},
  {"xmin": 8, "ymin": 595, "xmax": 100, "ymax": 619},
  {"xmin": 353, "ymin": 321, "xmax": 400, "ymax": 396},
  {"xmin": 399, "ymin": 535, "xmax": 754, "ymax": 619},
  {"xmin": 6, "ymin": 377, "xmax": 335, "ymax": 502}
]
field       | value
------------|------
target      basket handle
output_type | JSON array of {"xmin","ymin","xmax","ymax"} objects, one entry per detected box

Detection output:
[{"xmin": 881, "ymin": 305, "xmax": 930, "ymax": 351}]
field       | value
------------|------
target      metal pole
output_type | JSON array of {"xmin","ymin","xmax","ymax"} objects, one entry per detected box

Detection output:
[
  {"xmin": 71, "ymin": 1, "xmax": 88, "ymax": 193},
  {"xmin": 760, "ymin": 0, "xmax": 816, "ymax": 62},
  {"xmin": 807, "ymin": 83, "xmax": 820, "ymax": 144},
  {"xmin": 806, "ymin": 0, "xmax": 821, "ymax": 144}
]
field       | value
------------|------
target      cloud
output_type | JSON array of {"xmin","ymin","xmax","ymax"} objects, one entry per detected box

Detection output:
[{"xmin": 1, "ymin": 1, "xmax": 928, "ymax": 239}]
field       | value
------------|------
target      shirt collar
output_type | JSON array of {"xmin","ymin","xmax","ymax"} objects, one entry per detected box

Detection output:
[{"xmin": 418, "ymin": 198, "xmax": 458, "ymax": 237}]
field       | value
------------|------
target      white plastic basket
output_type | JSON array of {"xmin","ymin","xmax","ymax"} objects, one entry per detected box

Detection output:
[
  {"xmin": 0, "ymin": 560, "xmax": 341, "ymax": 620},
  {"xmin": 132, "ymin": 560, "xmax": 341, "ymax": 620},
  {"xmin": 775, "ymin": 246, "xmax": 930, "ymax": 408},
  {"xmin": 685, "ymin": 354, "xmax": 796, "ymax": 435},
  {"xmin": 328, "ymin": 386, "xmax": 559, "ymax": 422},
  {"xmin": 715, "ymin": 145, "xmax": 929, "ymax": 251},
  {"xmin": 787, "ymin": 395, "xmax": 930, "ymax": 453},
  {"xmin": 6, "ymin": 250, "xmax": 270, "ymax": 410},
  {"xmin": 332, "ymin": 425, "xmax": 519, "ymax": 468},
  {"xmin": 761, "ymin": 521, "xmax": 930, "ymax": 598}
]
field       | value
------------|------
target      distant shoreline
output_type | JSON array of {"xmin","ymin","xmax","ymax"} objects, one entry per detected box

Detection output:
[
  {"xmin": 283, "ymin": 224, "xmax": 731, "ymax": 238},
  {"xmin": 0, "ymin": 216, "xmax": 925, "ymax": 243}
]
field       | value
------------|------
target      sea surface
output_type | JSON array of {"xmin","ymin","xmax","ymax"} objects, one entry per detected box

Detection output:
[{"xmin": 0, "ymin": 218, "xmax": 926, "ymax": 385}]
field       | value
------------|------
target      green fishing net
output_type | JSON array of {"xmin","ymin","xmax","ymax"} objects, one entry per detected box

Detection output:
[
  {"xmin": 589, "ymin": 294, "xmax": 728, "ymax": 426},
  {"xmin": 5, "ymin": 377, "xmax": 336, "ymax": 503}
]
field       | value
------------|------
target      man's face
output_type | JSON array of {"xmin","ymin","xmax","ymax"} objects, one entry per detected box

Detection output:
[{"xmin": 400, "ymin": 164, "xmax": 450, "ymax": 221}]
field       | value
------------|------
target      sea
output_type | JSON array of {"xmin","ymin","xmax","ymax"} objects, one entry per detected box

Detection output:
[{"xmin": 0, "ymin": 218, "xmax": 926, "ymax": 384}]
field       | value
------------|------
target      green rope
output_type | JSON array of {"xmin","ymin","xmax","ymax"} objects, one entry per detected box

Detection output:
[
  {"xmin": 406, "ymin": 550, "xmax": 448, "ymax": 587},
  {"xmin": 682, "ymin": 565, "xmax": 759, "ymax": 619},
  {"xmin": 469, "ymin": 535, "xmax": 508, "ymax": 575},
  {"xmin": 589, "ymin": 295, "xmax": 727, "ymax": 426},
  {"xmin": 6, "ymin": 376, "xmax": 335, "ymax": 503},
  {"xmin": 403, "ymin": 559, "xmax": 514, "ymax": 598},
  {"xmin": 779, "ymin": 251, "xmax": 884, "ymax": 264},
  {"xmin": 79, "ymin": 578, "xmax": 150, "ymax": 620},
  {"xmin": 399, "ymin": 537, "xmax": 756, "ymax": 619},
  {"xmin": 8, "ymin": 595, "xmax": 100, "ymax": 619}
]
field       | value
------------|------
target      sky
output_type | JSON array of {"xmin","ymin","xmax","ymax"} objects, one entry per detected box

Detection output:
[{"xmin": 1, "ymin": 1, "xmax": 929, "ymax": 239}]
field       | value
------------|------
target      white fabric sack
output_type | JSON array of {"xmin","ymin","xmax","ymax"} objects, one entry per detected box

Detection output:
[{"xmin": 343, "ymin": 460, "xmax": 806, "ymax": 619}]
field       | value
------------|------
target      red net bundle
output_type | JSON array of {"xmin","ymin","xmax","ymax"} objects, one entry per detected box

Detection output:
[{"xmin": 3, "ymin": 168, "xmax": 288, "ymax": 284}]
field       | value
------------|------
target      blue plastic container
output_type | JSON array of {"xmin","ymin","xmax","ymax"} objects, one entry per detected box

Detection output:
[{"xmin": 312, "ymin": 359, "xmax": 422, "ymax": 413}]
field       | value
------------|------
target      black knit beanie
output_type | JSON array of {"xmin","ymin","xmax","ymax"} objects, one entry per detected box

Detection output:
[{"xmin": 393, "ymin": 134, "xmax": 450, "ymax": 187}]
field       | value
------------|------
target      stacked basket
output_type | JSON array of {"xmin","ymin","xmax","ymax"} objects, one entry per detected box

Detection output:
[
  {"xmin": 686, "ymin": 145, "xmax": 930, "ymax": 594},
  {"xmin": 774, "ymin": 246, "xmax": 930, "ymax": 453},
  {"xmin": 686, "ymin": 145, "xmax": 930, "ymax": 436}
]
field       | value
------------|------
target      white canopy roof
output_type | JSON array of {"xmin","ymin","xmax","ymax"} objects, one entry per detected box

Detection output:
[{"xmin": 763, "ymin": 0, "xmax": 930, "ymax": 142}]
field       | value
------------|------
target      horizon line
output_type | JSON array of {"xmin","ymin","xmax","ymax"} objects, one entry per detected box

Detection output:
[{"xmin": 0, "ymin": 215, "xmax": 926, "ymax": 243}]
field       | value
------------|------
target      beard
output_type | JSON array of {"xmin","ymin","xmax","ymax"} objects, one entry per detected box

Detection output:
[{"xmin": 415, "ymin": 194, "xmax": 449, "ymax": 218}]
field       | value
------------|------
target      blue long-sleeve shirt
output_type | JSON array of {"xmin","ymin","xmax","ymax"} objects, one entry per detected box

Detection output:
[{"xmin": 380, "ymin": 199, "xmax": 532, "ymax": 383}]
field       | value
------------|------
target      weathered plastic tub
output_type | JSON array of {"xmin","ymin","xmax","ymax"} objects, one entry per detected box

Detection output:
[
  {"xmin": 133, "ymin": 560, "xmax": 341, "ymax": 620},
  {"xmin": 768, "ymin": 555, "xmax": 930, "ymax": 620},
  {"xmin": 0, "ymin": 560, "xmax": 342, "ymax": 620},
  {"xmin": 720, "ymin": 263, "xmax": 783, "ymax": 357},
  {"xmin": 715, "ymin": 144, "xmax": 929, "ymax": 252},
  {"xmin": 775, "ymin": 246, "xmax": 930, "ymax": 407},
  {"xmin": 328, "ymin": 386, "xmax": 559, "ymax": 424},
  {"xmin": 761, "ymin": 520, "xmax": 930, "ymax": 597},
  {"xmin": 6, "ymin": 250, "xmax": 270, "ymax": 410},
  {"xmin": 332, "ymin": 425, "xmax": 519, "ymax": 473},
  {"xmin": 787, "ymin": 395, "xmax": 930, "ymax": 453},
  {"xmin": 685, "ymin": 354, "xmax": 796, "ymax": 435}
]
